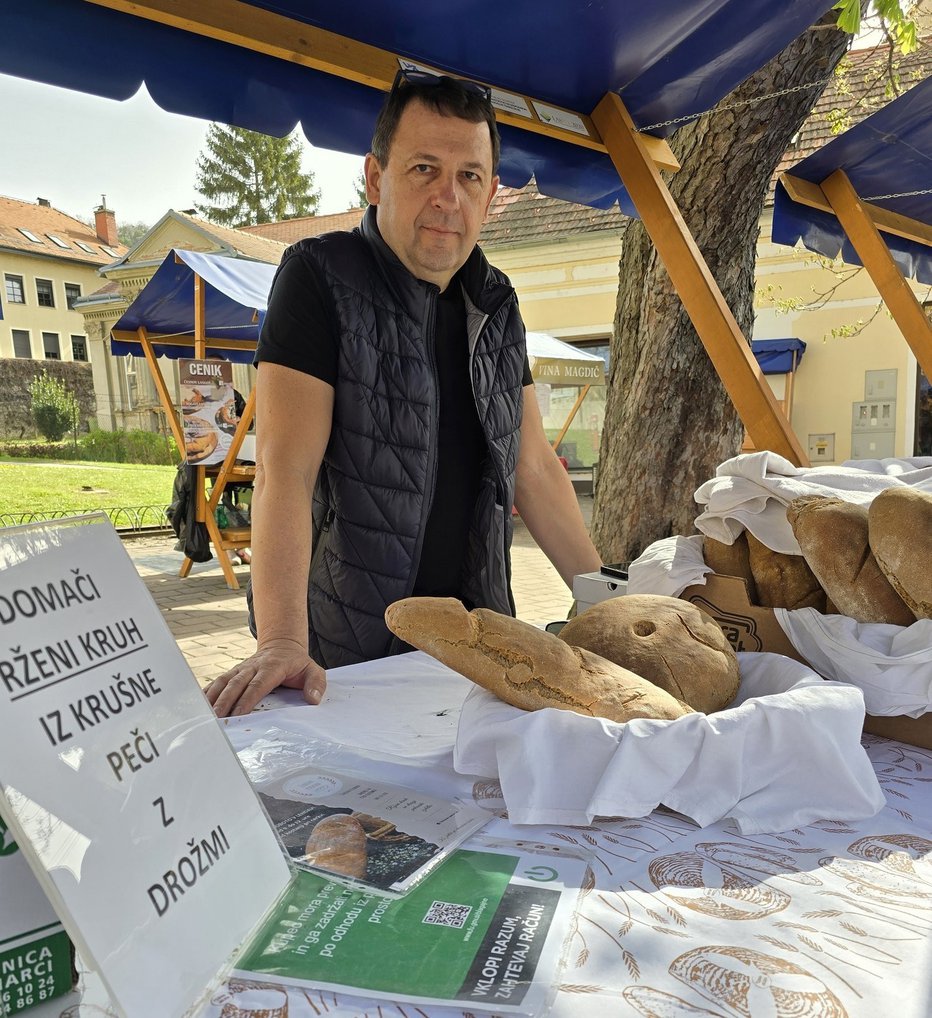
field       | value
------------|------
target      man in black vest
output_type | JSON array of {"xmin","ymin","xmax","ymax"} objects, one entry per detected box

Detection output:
[{"xmin": 208, "ymin": 70, "xmax": 601, "ymax": 717}]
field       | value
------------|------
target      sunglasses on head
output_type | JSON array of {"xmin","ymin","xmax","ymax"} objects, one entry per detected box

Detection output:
[{"xmin": 392, "ymin": 67, "xmax": 492, "ymax": 103}]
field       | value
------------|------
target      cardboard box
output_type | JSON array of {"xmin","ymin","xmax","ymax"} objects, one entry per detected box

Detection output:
[
  {"xmin": 0, "ymin": 818, "xmax": 73, "ymax": 1013},
  {"xmin": 680, "ymin": 574, "xmax": 805, "ymax": 662},
  {"xmin": 680, "ymin": 572, "xmax": 932, "ymax": 751}
]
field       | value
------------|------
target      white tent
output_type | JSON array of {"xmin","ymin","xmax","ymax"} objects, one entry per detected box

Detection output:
[{"xmin": 526, "ymin": 332, "xmax": 606, "ymax": 454}]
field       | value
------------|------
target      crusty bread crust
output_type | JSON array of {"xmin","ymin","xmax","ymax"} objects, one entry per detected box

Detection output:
[
  {"xmin": 558, "ymin": 594, "xmax": 739, "ymax": 713},
  {"xmin": 868, "ymin": 487, "xmax": 932, "ymax": 620},
  {"xmin": 788, "ymin": 495, "xmax": 914, "ymax": 625},
  {"xmin": 384, "ymin": 597, "xmax": 694, "ymax": 723}
]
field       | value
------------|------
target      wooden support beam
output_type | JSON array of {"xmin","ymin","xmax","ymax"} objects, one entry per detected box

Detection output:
[
  {"xmin": 591, "ymin": 91, "xmax": 809, "ymax": 465},
  {"xmin": 782, "ymin": 173, "xmax": 932, "ymax": 249},
  {"xmin": 820, "ymin": 169, "xmax": 932, "ymax": 386},
  {"xmin": 84, "ymin": 0, "xmax": 679, "ymax": 172},
  {"xmin": 551, "ymin": 385, "xmax": 590, "ymax": 452},
  {"xmin": 137, "ymin": 327, "xmax": 185, "ymax": 454}
]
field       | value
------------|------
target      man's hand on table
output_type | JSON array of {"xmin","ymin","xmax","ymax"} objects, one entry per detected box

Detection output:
[{"xmin": 206, "ymin": 639, "xmax": 327, "ymax": 717}]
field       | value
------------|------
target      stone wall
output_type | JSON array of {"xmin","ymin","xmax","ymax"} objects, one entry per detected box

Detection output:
[{"xmin": 0, "ymin": 359, "xmax": 96, "ymax": 438}]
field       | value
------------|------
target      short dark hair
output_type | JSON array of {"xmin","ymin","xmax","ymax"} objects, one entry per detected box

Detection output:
[{"xmin": 371, "ymin": 73, "xmax": 500, "ymax": 173}]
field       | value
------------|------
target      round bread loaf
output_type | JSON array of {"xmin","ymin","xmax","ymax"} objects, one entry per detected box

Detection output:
[
  {"xmin": 557, "ymin": 594, "xmax": 739, "ymax": 713},
  {"xmin": 745, "ymin": 531, "xmax": 827, "ymax": 611},
  {"xmin": 702, "ymin": 533, "xmax": 757, "ymax": 601},
  {"xmin": 384, "ymin": 596, "xmax": 694, "ymax": 723},
  {"xmin": 787, "ymin": 494, "xmax": 914, "ymax": 625},
  {"xmin": 868, "ymin": 487, "xmax": 932, "ymax": 620}
]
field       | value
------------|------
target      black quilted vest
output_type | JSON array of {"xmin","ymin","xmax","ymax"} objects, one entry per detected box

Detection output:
[{"xmin": 251, "ymin": 207, "xmax": 527, "ymax": 669}]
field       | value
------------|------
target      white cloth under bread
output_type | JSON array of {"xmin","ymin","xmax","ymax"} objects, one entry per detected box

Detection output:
[
  {"xmin": 454, "ymin": 652, "xmax": 884, "ymax": 834},
  {"xmin": 775, "ymin": 610, "xmax": 932, "ymax": 717},
  {"xmin": 693, "ymin": 451, "xmax": 932, "ymax": 554}
]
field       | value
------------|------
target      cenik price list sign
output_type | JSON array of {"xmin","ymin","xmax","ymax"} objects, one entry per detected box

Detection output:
[{"xmin": 0, "ymin": 518, "xmax": 292, "ymax": 1018}]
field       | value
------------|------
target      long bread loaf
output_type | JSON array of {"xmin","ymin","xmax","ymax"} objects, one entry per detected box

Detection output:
[
  {"xmin": 384, "ymin": 597, "xmax": 694, "ymax": 723},
  {"xmin": 787, "ymin": 495, "xmax": 914, "ymax": 625},
  {"xmin": 868, "ymin": 487, "xmax": 932, "ymax": 620}
]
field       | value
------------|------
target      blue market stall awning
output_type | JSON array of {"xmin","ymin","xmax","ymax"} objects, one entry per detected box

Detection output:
[
  {"xmin": 751, "ymin": 338, "xmax": 806, "ymax": 375},
  {"xmin": 110, "ymin": 249, "xmax": 276, "ymax": 362},
  {"xmin": 1, "ymin": 0, "xmax": 834, "ymax": 212},
  {"xmin": 772, "ymin": 74, "xmax": 932, "ymax": 284}
]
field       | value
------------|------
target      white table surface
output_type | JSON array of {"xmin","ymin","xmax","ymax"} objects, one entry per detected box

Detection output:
[{"xmin": 34, "ymin": 652, "xmax": 932, "ymax": 1018}]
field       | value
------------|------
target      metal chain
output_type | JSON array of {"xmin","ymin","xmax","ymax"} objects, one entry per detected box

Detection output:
[
  {"xmin": 862, "ymin": 187, "xmax": 932, "ymax": 200},
  {"xmin": 637, "ymin": 78, "xmax": 832, "ymax": 133}
]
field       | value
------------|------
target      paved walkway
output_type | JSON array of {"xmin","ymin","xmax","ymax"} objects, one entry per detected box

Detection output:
[{"xmin": 126, "ymin": 494, "xmax": 593, "ymax": 689}]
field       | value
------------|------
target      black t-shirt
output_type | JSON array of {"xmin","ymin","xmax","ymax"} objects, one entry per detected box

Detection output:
[{"xmin": 256, "ymin": 253, "xmax": 532, "ymax": 600}]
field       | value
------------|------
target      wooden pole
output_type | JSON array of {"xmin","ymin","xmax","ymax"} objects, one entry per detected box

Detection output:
[
  {"xmin": 551, "ymin": 384, "xmax": 591, "ymax": 452},
  {"xmin": 137, "ymin": 327, "xmax": 185, "ymax": 454},
  {"xmin": 820, "ymin": 169, "xmax": 932, "ymax": 386},
  {"xmin": 591, "ymin": 91, "xmax": 809, "ymax": 466}
]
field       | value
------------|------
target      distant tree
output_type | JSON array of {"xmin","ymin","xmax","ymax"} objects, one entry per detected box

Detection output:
[
  {"xmin": 352, "ymin": 170, "xmax": 369, "ymax": 209},
  {"xmin": 117, "ymin": 220, "xmax": 151, "ymax": 248},
  {"xmin": 28, "ymin": 370, "xmax": 78, "ymax": 443},
  {"xmin": 195, "ymin": 124, "xmax": 321, "ymax": 227}
]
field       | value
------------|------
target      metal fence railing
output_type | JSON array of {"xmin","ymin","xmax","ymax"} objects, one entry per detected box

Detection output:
[{"xmin": 0, "ymin": 504, "xmax": 173, "ymax": 534}]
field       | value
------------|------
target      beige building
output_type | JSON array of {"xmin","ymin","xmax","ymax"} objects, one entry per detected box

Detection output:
[
  {"xmin": 0, "ymin": 196, "xmax": 127, "ymax": 366},
  {"xmin": 77, "ymin": 210, "xmax": 285, "ymax": 431}
]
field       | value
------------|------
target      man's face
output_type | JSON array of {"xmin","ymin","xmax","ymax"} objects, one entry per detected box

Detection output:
[{"xmin": 364, "ymin": 98, "xmax": 499, "ymax": 290}]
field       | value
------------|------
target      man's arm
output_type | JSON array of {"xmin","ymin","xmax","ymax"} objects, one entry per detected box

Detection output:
[
  {"xmin": 207, "ymin": 362, "xmax": 334, "ymax": 716},
  {"xmin": 513, "ymin": 383, "xmax": 602, "ymax": 587}
]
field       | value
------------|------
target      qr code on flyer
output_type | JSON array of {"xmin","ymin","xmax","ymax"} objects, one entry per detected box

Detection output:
[{"xmin": 423, "ymin": 900, "xmax": 472, "ymax": 928}]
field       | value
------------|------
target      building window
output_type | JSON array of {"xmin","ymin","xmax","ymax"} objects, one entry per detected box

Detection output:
[
  {"xmin": 35, "ymin": 278, "xmax": 55, "ymax": 308},
  {"xmin": 75, "ymin": 241, "xmax": 95, "ymax": 254},
  {"xmin": 42, "ymin": 332, "xmax": 61, "ymax": 360},
  {"xmin": 17, "ymin": 228, "xmax": 43, "ymax": 244},
  {"xmin": 71, "ymin": 335, "xmax": 88, "ymax": 362},
  {"xmin": 4, "ymin": 274, "xmax": 25, "ymax": 304},
  {"xmin": 11, "ymin": 330, "xmax": 32, "ymax": 359},
  {"xmin": 65, "ymin": 283, "xmax": 82, "ymax": 309},
  {"xmin": 46, "ymin": 234, "xmax": 71, "ymax": 249}
]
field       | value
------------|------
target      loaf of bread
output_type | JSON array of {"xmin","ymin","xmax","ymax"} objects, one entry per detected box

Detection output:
[
  {"xmin": 702, "ymin": 533, "xmax": 758, "ymax": 602},
  {"xmin": 384, "ymin": 597, "xmax": 694, "ymax": 723},
  {"xmin": 868, "ymin": 487, "xmax": 932, "ymax": 620},
  {"xmin": 557, "ymin": 594, "xmax": 739, "ymax": 714},
  {"xmin": 787, "ymin": 495, "xmax": 914, "ymax": 625},
  {"xmin": 303, "ymin": 815, "xmax": 368, "ymax": 879},
  {"xmin": 746, "ymin": 531, "xmax": 827, "ymax": 611}
]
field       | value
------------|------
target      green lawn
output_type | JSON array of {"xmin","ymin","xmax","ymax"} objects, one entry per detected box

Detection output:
[{"xmin": 0, "ymin": 460, "xmax": 177, "ymax": 518}]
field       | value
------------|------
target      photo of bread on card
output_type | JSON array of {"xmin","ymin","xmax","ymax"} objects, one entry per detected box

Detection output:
[
  {"xmin": 302, "ymin": 814, "xmax": 368, "ymax": 879},
  {"xmin": 384, "ymin": 596, "xmax": 694, "ymax": 722}
]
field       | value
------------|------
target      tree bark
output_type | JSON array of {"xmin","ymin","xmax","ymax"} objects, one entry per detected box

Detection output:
[{"xmin": 591, "ymin": 12, "xmax": 856, "ymax": 564}]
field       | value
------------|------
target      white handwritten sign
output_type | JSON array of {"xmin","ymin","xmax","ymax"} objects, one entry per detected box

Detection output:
[{"xmin": 0, "ymin": 518, "xmax": 292, "ymax": 1018}]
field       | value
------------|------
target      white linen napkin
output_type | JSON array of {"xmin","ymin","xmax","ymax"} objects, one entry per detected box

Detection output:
[
  {"xmin": 775, "ymin": 610, "xmax": 932, "ymax": 717},
  {"xmin": 693, "ymin": 451, "xmax": 932, "ymax": 554},
  {"xmin": 453, "ymin": 652, "xmax": 885, "ymax": 835},
  {"xmin": 626, "ymin": 534, "xmax": 710, "ymax": 597}
]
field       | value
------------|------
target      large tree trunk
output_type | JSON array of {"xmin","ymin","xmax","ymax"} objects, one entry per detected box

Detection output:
[{"xmin": 591, "ymin": 12, "xmax": 855, "ymax": 564}]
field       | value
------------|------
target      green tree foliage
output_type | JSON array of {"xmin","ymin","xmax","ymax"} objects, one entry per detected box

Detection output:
[
  {"xmin": 352, "ymin": 170, "xmax": 369, "ymax": 209},
  {"xmin": 117, "ymin": 220, "xmax": 151, "ymax": 247},
  {"xmin": 195, "ymin": 124, "xmax": 321, "ymax": 227},
  {"xmin": 833, "ymin": 0, "xmax": 918, "ymax": 51},
  {"xmin": 28, "ymin": 370, "xmax": 79, "ymax": 443}
]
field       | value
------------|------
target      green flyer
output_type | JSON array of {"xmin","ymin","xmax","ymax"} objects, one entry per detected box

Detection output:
[{"xmin": 234, "ymin": 841, "xmax": 587, "ymax": 1015}]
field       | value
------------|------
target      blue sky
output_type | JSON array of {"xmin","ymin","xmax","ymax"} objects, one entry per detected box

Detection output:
[{"xmin": 0, "ymin": 73, "xmax": 365, "ymax": 227}]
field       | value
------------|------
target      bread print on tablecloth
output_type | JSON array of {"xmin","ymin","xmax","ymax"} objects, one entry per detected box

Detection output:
[
  {"xmin": 648, "ymin": 852, "xmax": 791, "ymax": 920},
  {"xmin": 669, "ymin": 945, "xmax": 847, "ymax": 1018}
]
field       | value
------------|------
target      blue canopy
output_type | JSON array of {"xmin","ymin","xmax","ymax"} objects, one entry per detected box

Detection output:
[
  {"xmin": 110, "ymin": 249, "xmax": 276, "ymax": 362},
  {"xmin": 772, "ymin": 74, "xmax": 932, "ymax": 284},
  {"xmin": 1, "ymin": 0, "xmax": 834, "ymax": 212},
  {"xmin": 751, "ymin": 338, "xmax": 806, "ymax": 374}
]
